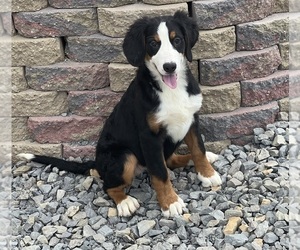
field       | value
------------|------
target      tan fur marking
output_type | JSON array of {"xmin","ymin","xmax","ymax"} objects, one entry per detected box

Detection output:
[
  {"xmin": 107, "ymin": 185, "xmax": 127, "ymax": 205},
  {"xmin": 170, "ymin": 31, "xmax": 176, "ymax": 40},
  {"xmin": 184, "ymin": 129, "xmax": 215, "ymax": 178},
  {"xmin": 154, "ymin": 34, "xmax": 160, "ymax": 42},
  {"xmin": 122, "ymin": 154, "xmax": 138, "ymax": 184},
  {"xmin": 147, "ymin": 113, "xmax": 161, "ymax": 134},
  {"xmin": 166, "ymin": 154, "xmax": 192, "ymax": 169},
  {"xmin": 151, "ymin": 176, "xmax": 178, "ymax": 211},
  {"xmin": 107, "ymin": 154, "xmax": 137, "ymax": 205},
  {"xmin": 145, "ymin": 53, "xmax": 151, "ymax": 61}
]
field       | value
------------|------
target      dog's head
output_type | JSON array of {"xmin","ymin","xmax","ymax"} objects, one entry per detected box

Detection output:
[{"xmin": 123, "ymin": 11, "xmax": 199, "ymax": 89}]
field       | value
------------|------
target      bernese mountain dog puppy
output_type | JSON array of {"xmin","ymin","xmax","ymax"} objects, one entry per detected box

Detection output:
[{"xmin": 19, "ymin": 11, "xmax": 222, "ymax": 217}]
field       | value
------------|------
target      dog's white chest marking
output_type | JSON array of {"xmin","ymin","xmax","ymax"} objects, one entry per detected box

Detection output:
[{"xmin": 156, "ymin": 85, "xmax": 203, "ymax": 142}]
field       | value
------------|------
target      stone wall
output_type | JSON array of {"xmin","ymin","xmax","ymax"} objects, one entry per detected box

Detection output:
[{"xmin": 2, "ymin": 0, "xmax": 298, "ymax": 160}]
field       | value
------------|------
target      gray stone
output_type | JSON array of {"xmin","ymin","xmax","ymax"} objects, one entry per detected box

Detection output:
[
  {"xmin": 81, "ymin": 176, "xmax": 94, "ymax": 191},
  {"xmin": 255, "ymin": 148, "xmax": 270, "ymax": 161},
  {"xmin": 272, "ymin": 135, "xmax": 287, "ymax": 146},
  {"xmin": 47, "ymin": 172, "xmax": 58, "ymax": 183},
  {"xmin": 201, "ymin": 215, "xmax": 215, "ymax": 226},
  {"xmin": 254, "ymin": 221, "xmax": 269, "ymax": 237},
  {"xmin": 241, "ymin": 161, "xmax": 257, "ymax": 172},
  {"xmin": 232, "ymin": 171, "xmax": 244, "ymax": 182},
  {"xmin": 177, "ymin": 225, "xmax": 188, "ymax": 240},
  {"xmin": 137, "ymin": 220, "xmax": 156, "ymax": 237},
  {"xmin": 66, "ymin": 34, "xmax": 125, "ymax": 63},
  {"xmin": 69, "ymin": 239, "xmax": 84, "ymax": 249},
  {"xmin": 45, "ymin": 202, "xmax": 59, "ymax": 213},
  {"xmin": 264, "ymin": 232, "xmax": 279, "ymax": 243},
  {"xmin": 83, "ymin": 225, "xmax": 96, "ymax": 237},
  {"xmin": 167, "ymin": 234, "xmax": 181, "ymax": 245},
  {"xmin": 38, "ymin": 184, "xmax": 52, "ymax": 194},
  {"xmin": 254, "ymin": 128, "xmax": 265, "ymax": 135},
  {"xmin": 190, "ymin": 191, "xmax": 201, "ymax": 200},
  {"xmin": 93, "ymin": 234, "xmax": 105, "ymax": 244},
  {"xmin": 56, "ymin": 189, "xmax": 66, "ymax": 201},
  {"xmin": 225, "ymin": 209, "xmax": 243, "ymax": 219},
  {"xmin": 225, "ymin": 233, "xmax": 248, "ymax": 247},
  {"xmin": 98, "ymin": 225, "xmax": 113, "ymax": 237},
  {"xmin": 190, "ymin": 213, "xmax": 201, "ymax": 226},
  {"xmin": 72, "ymin": 211, "xmax": 86, "ymax": 221},
  {"xmin": 93, "ymin": 197, "xmax": 110, "ymax": 207},
  {"xmin": 228, "ymin": 160, "xmax": 242, "ymax": 175},
  {"xmin": 159, "ymin": 219, "xmax": 176, "ymax": 230},
  {"xmin": 264, "ymin": 179, "xmax": 280, "ymax": 192},
  {"xmin": 227, "ymin": 178, "xmax": 242, "ymax": 187},
  {"xmin": 41, "ymin": 226, "xmax": 57, "ymax": 239},
  {"xmin": 211, "ymin": 210, "xmax": 225, "ymax": 220},
  {"xmin": 148, "ymin": 229, "xmax": 164, "ymax": 237}
]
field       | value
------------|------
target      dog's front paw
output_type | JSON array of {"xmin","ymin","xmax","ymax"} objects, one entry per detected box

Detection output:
[
  {"xmin": 161, "ymin": 196, "xmax": 186, "ymax": 218},
  {"xmin": 198, "ymin": 171, "xmax": 222, "ymax": 187},
  {"xmin": 117, "ymin": 195, "xmax": 140, "ymax": 217}
]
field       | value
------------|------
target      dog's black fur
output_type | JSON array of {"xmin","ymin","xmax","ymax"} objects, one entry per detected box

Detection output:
[{"xmin": 20, "ymin": 11, "xmax": 220, "ymax": 217}]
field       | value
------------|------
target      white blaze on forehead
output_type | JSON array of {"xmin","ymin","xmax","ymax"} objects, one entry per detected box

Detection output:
[{"xmin": 156, "ymin": 22, "xmax": 177, "ymax": 61}]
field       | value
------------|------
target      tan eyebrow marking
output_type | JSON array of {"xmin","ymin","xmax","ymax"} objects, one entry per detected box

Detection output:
[
  {"xmin": 170, "ymin": 31, "xmax": 176, "ymax": 39},
  {"xmin": 154, "ymin": 34, "xmax": 160, "ymax": 42}
]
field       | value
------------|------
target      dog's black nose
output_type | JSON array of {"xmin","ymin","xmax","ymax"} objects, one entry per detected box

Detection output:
[{"xmin": 163, "ymin": 63, "xmax": 177, "ymax": 73}]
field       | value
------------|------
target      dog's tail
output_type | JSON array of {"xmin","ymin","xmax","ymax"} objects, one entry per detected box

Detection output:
[{"xmin": 18, "ymin": 153, "xmax": 97, "ymax": 176}]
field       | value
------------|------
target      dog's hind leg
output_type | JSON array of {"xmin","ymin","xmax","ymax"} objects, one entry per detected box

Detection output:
[
  {"xmin": 166, "ymin": 154, "xmax": 192, "ymax": 169},
  {"xmin": 184, "ymin": 120, "xmax": 222, "ymax": 188},
  {"xmin": 166, "ymin": 152, "xmax": 218, "ymax": 170},
  {"xmin": 104, "ymin": 154, "xmax": 140, "ymax": 217}
]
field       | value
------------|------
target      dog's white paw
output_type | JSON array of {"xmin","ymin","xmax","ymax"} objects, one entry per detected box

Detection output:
[
  {"xmin": 117, "ymin": 196, "xmax": 140, "ymax": 217},
  {"xmin": 161, "ymin": 196, "xmax": 186, "ymax": 218},
  {"xmin": 18, "ymin": 153, "xmax": 35, "ymax": 161},
  {"xmin": 198, "ymin": 171, "xmax": 222, "ymax": 187},
  {"xmin": 206, "ymin": 152, "xmax": 219, "ymax": 163}
]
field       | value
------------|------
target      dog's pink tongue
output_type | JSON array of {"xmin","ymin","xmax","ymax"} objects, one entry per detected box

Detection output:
[{"xmin": 162, "ymin": 74, "xmax": 177, "ymax": 89}]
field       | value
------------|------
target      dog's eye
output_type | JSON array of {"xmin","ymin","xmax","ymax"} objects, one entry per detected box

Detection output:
[
  {"xmin": 173, "ymin": 37, "xmax": 182, "ymax": 46},
  {"xmin": 149, "ymin": 40, "xmax": 159, "ymax": 48}
]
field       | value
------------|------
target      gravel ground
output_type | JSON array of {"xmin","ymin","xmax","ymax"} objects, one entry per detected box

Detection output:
[{"xmin": 9, "ymin": 120, "xmax": 300, "ymax": 250}]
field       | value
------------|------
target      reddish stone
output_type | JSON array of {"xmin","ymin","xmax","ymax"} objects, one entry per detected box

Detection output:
[
  {"xmin": 193, "ymin": 0, "xmax": 273, "ymax": 30},
  {"xmin": 65, "ymin": 34, "xmax": 125, "ymax": 63},
  {"xmin": 236, "ymin": 13, "xmax": 289, "ymax": 51},
  {"xmin": 63, "ymin": 144, "xmax": 96, "ymax": 160},
  {"xmin": 68, "ymin": 89, "xmax": 123, "ymax": 117},
  {"xmin": 241, "ymin": 70, "xmax": 289, "ymax": 107},
  {"xmin": 13, "ymin": 7, "xmax": 98, "ymax": 38},
  {"xmin": 200, "ymin": 46, "xmax": 281, "ymax": 86},
  {"xmin": 28, "ymin": 116, "xmax": 104, "ymax": 143},
  {"xmin": 198, "ymin": 102, "xmax": 279, "ymax": 142},
  {"xmin": 26, "ymin": 61, "xmax": 109, "ymax": 91}
]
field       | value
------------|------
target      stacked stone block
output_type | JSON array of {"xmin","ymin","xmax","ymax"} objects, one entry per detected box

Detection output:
[{"xmin": 3, "ymin": 0, "xmax": 295, "ymax": 159}]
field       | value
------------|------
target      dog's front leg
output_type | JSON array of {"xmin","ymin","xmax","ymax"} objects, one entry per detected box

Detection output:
[
  {"xmin": 184, "ymin": 120, "xmax": 222, "ymax": 187},
  {"xmin": 139, "ymin": 132, "xmax": 185, "ymax": 217}
]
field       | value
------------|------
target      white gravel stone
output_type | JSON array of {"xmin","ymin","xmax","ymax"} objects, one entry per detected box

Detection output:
[
  {"xmin": 65, "ymin": 206, "xmax": 80, "ymax": 217},
  {"xmin": 137, "ymin": 220, "xmax": 156, "ymax": 237}
]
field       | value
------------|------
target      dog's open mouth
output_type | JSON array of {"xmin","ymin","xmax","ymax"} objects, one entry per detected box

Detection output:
[{"xmin": 162, "ymin": 74, "xmax": 177, "ymax": 89}]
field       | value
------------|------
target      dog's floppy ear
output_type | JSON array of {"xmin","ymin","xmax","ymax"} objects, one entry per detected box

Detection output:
[
  {"xmin": 123, "ymin": 17, "xmax": 150, "ymax": 67},
  {"xmin": 174, "ymin": 11, "xmax": 199, "ymax": 62}
]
